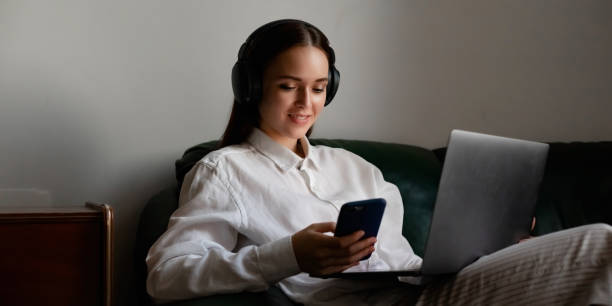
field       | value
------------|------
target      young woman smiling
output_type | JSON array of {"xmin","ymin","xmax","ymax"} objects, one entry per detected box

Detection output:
[{"xmin": 146, "ymin": 19, "xmax": 612, "ymax": 306}]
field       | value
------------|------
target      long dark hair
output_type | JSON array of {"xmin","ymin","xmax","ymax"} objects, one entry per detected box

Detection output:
[{"xmin": 219, "ymin": 20, "xmax": 335, "ymax": 148}]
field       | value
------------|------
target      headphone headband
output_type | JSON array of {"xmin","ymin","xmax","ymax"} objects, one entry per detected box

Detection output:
[{"xmin": 238, "ymin": 19, "xmax": 302, "ymax": 60}]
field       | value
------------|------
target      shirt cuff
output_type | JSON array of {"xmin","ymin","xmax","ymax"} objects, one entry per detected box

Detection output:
[{"xmin": 256, "ymin": 235, "xmax": 301, "ymax": 283}]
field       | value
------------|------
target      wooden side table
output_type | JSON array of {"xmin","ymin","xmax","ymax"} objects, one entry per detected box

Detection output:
[{"xmin": 0, "ymin": 203, "xmax": 113, "ymax": 306}]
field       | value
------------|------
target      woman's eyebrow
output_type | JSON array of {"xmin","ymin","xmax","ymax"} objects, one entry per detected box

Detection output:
[{"xmin": 276, "ymin": 75, "xmax": 328, "ymax": 82}]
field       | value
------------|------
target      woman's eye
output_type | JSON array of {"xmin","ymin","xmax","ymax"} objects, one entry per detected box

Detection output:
[
  {"xmin": 279, "ymin": 84, "xmax": 296, "ymax": 90},
  {"xmin": 313, "ymin": 88, "xmax": 325, "ymax": 93}
]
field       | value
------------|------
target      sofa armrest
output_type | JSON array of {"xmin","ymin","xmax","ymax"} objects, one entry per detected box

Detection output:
[{"xmin": 134, "ymin": 186, "xmax": 299, "ymax": 306}]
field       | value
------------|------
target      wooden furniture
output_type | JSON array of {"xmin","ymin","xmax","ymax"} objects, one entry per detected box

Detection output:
[{"xmin": 0, "ymin": 203, "xmax": 113, "ymax": 306}]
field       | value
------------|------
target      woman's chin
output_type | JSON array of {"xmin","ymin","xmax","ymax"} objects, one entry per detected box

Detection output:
[
  {"xmin": 285, "ymin": 132, "xmax": 307, "ymax": 140},
  {"xmin": 289, "ymin": 127, "xmax": 312, "ymax": 139}
]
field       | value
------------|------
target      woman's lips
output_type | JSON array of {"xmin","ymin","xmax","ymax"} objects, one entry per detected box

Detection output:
[{"xmin": 288, "ymin": 113, "xmax": 311, "ymax": 124}]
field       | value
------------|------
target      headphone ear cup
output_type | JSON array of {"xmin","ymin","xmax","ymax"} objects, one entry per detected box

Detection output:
[
  {"xmin": 232, "ymin": 59, "xmax": 262, "ymax": 105},
  {"xmin": 325, "ymin": 65, "xmax": 340, "ymax": 106},
  {"xmin": 231, "ymin": 61, "xmax": 247, "ymax": 104}
]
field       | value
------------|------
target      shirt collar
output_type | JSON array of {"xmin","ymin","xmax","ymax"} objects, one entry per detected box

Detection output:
[{"xmin": 247, "ymin": 128, "xmax": 318, "ymax": 171}]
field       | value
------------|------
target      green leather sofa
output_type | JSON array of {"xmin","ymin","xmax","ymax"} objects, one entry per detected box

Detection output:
[{"xmin": 135, "ymin": 139, "xmax": 611, "ymax": 306}]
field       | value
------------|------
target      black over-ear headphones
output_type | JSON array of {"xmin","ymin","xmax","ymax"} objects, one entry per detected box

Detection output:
[{"xmin": 231, "ymin": 19, "xmax": 340, "ymax": 107}]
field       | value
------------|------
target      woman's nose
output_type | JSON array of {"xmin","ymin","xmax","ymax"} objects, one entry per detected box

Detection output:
[{"xmin": 296, "ymin": 87, "xmax": 311, "ymax": 107}]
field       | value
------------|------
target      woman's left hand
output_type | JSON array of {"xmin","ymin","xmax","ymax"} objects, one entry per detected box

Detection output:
[{"xmin": 519, "ymin": 217, "xmax": 536, "ymax": 243}]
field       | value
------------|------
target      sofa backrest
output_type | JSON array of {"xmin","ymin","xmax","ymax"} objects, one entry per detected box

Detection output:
[{"xmin": 174, "ymin": 139, "xmax": 442, "ymax": 256}]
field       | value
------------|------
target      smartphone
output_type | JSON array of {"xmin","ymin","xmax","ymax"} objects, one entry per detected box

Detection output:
[{"xmin": 334, "ymin": 198, "xmax": 386, "ymax": 260}]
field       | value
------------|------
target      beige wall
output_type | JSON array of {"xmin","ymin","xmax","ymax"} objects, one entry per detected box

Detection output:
[{"xmin": 1, "ymin": 1, "xmax": 611, "ymax": 304}]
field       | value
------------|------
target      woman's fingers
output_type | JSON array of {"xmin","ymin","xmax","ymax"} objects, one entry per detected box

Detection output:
[
  {"xmin": 316, "ymin": 229, "xmax": 364, "ymax": 248},
  {"xmin": 518, "ymin": 218, "xmax": 537, "ymax": 243},
  {"xmin": 293, "ymin": 224, "xmax": 378, "ymax": 276},
  {"xmin": 346, "ymin": 236, "xmax": 376, "ymax": 254},
  {"xmin": 314, "ymin": 231, "xmax": 374, "ymax": 258},
  {"xmin": 320, "ymin": 243, "xmax": 375, "ymax": 267},
  {"xmin": 308, "ymin": 222, "xmax": 336, "ymax": 234},
  {"xmin": 324, "ymin": 236, "xmax": 376, "ymax": 258}
]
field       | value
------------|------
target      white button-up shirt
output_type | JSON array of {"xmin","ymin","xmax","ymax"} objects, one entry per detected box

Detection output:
[{"xmin": 146, "ymin": 129, "xmax": 422, "ymax": 305}]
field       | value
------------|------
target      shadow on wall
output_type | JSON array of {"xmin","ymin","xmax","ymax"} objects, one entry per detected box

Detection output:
[
  {"xmin": 0, "ymin": 72, "xmax": 178, "ymax": 305},
  {"xmin": 106, "ymin": 152, "xmax": 177, "ymax": 306},
  {"xmin": 0, "ymin": 73, "xmax": 106, "ymax": 207}
]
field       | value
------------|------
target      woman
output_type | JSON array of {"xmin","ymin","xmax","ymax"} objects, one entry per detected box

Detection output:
[{"xmin": 147, "ymin": 19, "xmax": 611, "ymax": 305}]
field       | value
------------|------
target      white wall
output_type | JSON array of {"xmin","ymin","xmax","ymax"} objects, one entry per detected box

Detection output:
[{"xmin": 1, "ymin": 1, "xmax": 611, "ymax": 304}]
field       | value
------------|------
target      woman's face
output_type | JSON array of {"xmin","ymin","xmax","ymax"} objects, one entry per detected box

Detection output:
[{"xmin": 259, "ymin": 45, "xmax": 329, "ymax": 150}]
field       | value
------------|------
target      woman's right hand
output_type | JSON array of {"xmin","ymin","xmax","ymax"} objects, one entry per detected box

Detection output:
[{"xmin": 291, "ymin": 222, "xmax": 376, "ymax": 276}]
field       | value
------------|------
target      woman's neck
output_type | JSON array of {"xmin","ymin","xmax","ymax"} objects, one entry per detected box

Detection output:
[
  {"xmin": 258, "ymin": 127, "xmax": 304, "ymax": 158},
  {"xmin": 280, "ymin": 138, "xmax": 304, "ymax": 158},
  {"xmin": 295, "ymin": 139, "xmax": 305, "ymax": 158}
]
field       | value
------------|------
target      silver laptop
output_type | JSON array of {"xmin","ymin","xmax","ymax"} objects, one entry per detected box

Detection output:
[{"xmin": 322, "ymin": 129, "xmax": 549, "ymax": 281}]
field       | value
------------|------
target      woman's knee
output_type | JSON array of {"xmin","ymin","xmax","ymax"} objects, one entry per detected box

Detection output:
[
  {"xmin": 576, "ymin": 223, "xmax": 612, "ymax": 256},
  {"xmin": 580, "ymin": 223, "xmax": 612, "ymax": 237}
]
